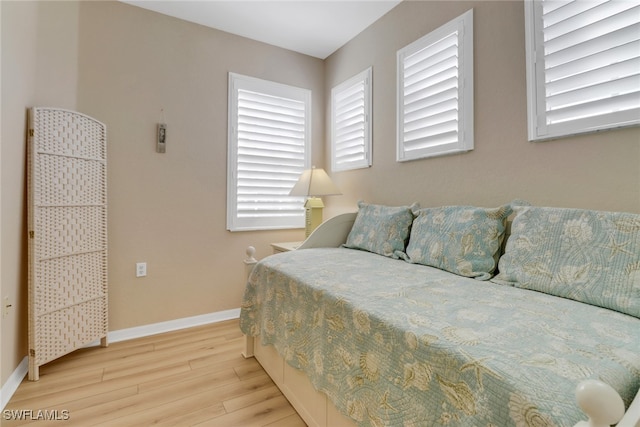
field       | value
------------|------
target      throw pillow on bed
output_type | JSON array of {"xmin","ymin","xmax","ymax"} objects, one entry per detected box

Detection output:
[
  {"xmin": 491, "ymin": 206, "xmax": 640, "ymax": 319},
  {"xmin": 403, "ymin": 204, "xmax": 512, "ymax": 280},
  {"xmin": 343, "ymin": 201, "xmax": 417, "ymax": 258}
]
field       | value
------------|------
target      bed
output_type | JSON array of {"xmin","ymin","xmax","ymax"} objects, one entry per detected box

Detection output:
[{"xmin": 240, "ymin": 204, "xmax": 640, "ymax": 427}]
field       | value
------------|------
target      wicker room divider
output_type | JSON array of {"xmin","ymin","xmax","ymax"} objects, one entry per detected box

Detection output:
[{"xmin": 27, "ymin": 107, "xmax": 108, "ymax": 381}]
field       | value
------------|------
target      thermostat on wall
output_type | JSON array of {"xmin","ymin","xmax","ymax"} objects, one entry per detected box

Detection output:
[{"xmin": 157, "ymin": 123, "xmax": 166, "ymax": 153}]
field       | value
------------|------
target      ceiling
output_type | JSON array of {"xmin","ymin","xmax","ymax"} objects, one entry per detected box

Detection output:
[{"xmin": 121, "ymin": 1, "xmax": 402, "ymax": 59}]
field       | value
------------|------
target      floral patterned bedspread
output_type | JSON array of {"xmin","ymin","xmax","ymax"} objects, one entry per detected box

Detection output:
[{"xmin": 239, "ymin": 248, "xmax": 640, "ymax": 427}]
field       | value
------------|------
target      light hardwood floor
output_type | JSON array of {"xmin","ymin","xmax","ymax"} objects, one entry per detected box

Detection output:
[{"xmin": 3, "ymin": 319, "xmax": 306, "ymax": 426}]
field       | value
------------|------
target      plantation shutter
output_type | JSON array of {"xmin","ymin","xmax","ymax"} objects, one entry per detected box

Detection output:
[
  {"xmin": 397, "ymin": 9, "xmax": 473, "ymax": 162},
  {"xmin": 526, "ymin": 0, "xmax": 640, "ymax": 140},
  {"xmin": 227, "ymin": 73, "xmax": 310, "ymax": 231},
  {"xmin": 331, "ymin": 68, "xmax": 372, "ymax": 171}
]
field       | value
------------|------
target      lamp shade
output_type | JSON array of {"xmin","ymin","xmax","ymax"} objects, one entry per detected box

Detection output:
[{"xmin": 289, "ymin": 167, "xmax": 341, "ymax": 197}]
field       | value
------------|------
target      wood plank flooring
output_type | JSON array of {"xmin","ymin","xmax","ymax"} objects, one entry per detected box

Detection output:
[{"xmin": 3, "ymin": 319, "xmax": 306, "ymax": 426}]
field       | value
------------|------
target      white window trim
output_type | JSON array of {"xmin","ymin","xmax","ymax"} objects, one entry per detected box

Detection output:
[
  {"xmin": 227, "ymin": 73, "xmax": 311, "ymax": 232},
  {"xmin": 525, "ymin": 0, "xmax": 640, "ymax": 141},
  {"xmin": 396, "ymin": 9, "xmax": 474, "ymax": 162},
  {"xmin": 331, "ymin": 67, "xmax": 373, "ymax": 172}
]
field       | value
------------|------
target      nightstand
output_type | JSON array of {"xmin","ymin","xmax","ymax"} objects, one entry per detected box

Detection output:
[{"xmin": 271, "ymin": 241, "xmax": 303, "ymax": 254}]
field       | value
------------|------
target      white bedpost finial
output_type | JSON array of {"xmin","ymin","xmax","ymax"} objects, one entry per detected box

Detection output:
[
  {"xmin": 245, "ymin": 246, "xmax": 257, "ymax": 263},
  {"xmin": 574, "ymin": 380, "xmax": 625, "ymax": 427}
]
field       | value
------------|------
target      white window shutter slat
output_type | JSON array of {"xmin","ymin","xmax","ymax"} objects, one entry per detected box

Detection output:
[
  {"xmin": 541, "ymin": 0, "xmax": 605, "ymax": 27},
  {"xmin": 547, "ymin": 57, "xmax": 640, "ymax": 97},
  {"xmin": 543, "ymin": 2, "xmax": 636, "ymax": 51},
  {"xmin": 547, "ymin": 92, "xmax": 640, "ymax": 124}
]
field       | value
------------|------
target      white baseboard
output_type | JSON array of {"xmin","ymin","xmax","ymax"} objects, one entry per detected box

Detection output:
[
  {"xmin": 1, "ymin": 357, "xmax": 28, "ymax": 410},
  {"xmin": 91, "ymin": 307, "xmax": 241, "ymax": 345},
  {"xmin": 0, "ymin": 308, "xmax": 240, "ymax": 410}
]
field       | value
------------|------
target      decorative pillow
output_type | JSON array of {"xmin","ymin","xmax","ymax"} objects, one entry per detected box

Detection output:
[
  {"xmin": 403, "ymin": 205, "xmax": 512, "ymax": 280},
  {"xmin": 343, "ymin": 201, "xmax": 417, "ymax": 258},
  {"xmin": 492, "ymin": 206, "xmax": 640, "ymax": 318}
]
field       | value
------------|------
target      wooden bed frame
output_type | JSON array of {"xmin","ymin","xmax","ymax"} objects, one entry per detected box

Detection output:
[{"xmin": 242, "ymin": 213, "xmax": 640, "ymax": 427}]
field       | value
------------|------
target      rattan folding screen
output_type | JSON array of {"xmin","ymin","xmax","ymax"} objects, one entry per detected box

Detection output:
[{"xmin": 27, "ymin": 107, "xmax": 108, "ymax": 381}]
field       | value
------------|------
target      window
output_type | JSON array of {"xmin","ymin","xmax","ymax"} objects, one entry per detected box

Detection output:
[
  {"xmin": 525, "ymin": 0, "xmax": 640, "ymax": 141},
  {"xmin": 331, "ymin": 67, "xmax": 372, "ymax": 171},
  {"xmin": 227, "ymin": 73, "xmax": 311, "ymax": 231},
  {"xmin": 397, "ymin": 9, "xmax": 474, "ymax": 162}
]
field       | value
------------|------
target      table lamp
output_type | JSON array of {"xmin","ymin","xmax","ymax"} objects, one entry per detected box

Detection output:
[{"xmin": 289, "ymin": 167, "xmax": 341, "ymax": 237}]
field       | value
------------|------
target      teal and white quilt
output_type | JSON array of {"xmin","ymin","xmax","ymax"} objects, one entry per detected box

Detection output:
[{"xmin": 240, "ymin": 248, "xmax": 640, "ymax": 427}]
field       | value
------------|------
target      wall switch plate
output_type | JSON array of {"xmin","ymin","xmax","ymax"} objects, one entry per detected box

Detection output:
[{"xmin": 136, "ymin": 262, "xmax": 147, "ymax": 277}]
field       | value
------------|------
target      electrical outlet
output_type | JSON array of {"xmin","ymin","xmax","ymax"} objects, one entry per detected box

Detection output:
[
  {"xmin": 3, "ymin": 296, "xmax": 12, "ymax": 318},
  {"xmin": 136, "ymin": 262, "xmax": 147, "ymax": 277}
]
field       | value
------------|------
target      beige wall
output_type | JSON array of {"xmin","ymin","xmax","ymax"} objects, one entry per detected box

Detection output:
[
  {"xmin": 1, "ymin": 0, "xmax": 80, "ymax": 386},
  {"xmin": 76, "ymin": 1, "xmax": 323, "ymax": 331},
  {"xmin": 324, "ymin": 0, "xmax": 640, "ymax": 218}
]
